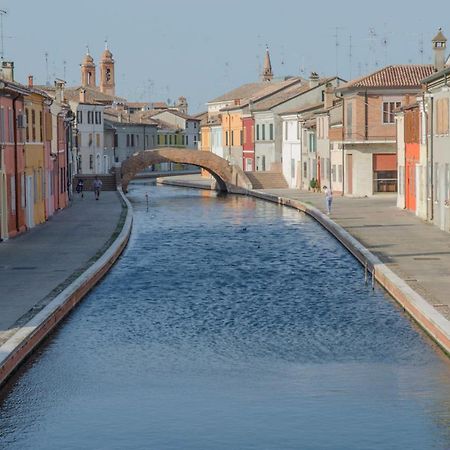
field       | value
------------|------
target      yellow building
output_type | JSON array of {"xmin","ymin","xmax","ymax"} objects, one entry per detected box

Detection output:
[
  {"xmin": 24, "ymin": 90, "xmax": 50, "ymax": 227},
  {"xmin": 221, "ymin": 111, "xmax": 243, "ymax": 165}
]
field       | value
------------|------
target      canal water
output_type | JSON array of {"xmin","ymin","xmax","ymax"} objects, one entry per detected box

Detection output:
[{"xmin": 0, "ymin": 184, "xmax": 449, "ymax": 450}]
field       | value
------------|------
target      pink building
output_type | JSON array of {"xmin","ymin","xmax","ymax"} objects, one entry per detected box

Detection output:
[{"xmin": 0, "ymin": 73, "xmax": 28, "ymax": 240}]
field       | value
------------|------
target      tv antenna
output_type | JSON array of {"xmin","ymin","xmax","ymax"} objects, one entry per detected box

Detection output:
[
  {"xmin": 0, "ymin": 9, "xmax": 7, "ymax": 59},
  {"xmin": 418, "ymin": 33, "xmax": 424, "ymax": 64},
  {"xmin": 45, "ymin": 52, "xmax": 50, "ymax": 85},
  {"xmin": 348, "ymin": 34, "xmax": 353, "ymax": 80}
]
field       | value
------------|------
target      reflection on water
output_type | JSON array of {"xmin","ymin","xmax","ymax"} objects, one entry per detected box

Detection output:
[{"xmin": 0, "ymin": 184, "xmax": 449, "ymax": 450}]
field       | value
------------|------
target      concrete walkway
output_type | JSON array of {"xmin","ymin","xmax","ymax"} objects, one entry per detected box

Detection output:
[
  {"xmin": 264, "ymin": 190, "xmax": 450, "ymax": 320},
  {"xmin": 0, "ymin": 192, "xmax": 124, "ymax": 344}
]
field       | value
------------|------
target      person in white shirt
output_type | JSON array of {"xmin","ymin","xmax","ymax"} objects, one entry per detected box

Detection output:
[
  {"xmin": 93, "ymin": 176, "xmax": 103, "ymax": 201},
  {"xmin": 323, "ymin": 186, "xmax": 333, "ymax": 215}
]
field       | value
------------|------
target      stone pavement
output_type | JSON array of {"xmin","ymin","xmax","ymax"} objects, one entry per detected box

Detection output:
[
  {"xmin": 264, "ymin": 190, "xmax": 450, "ymax": 320},
  {"xmin": 0, "ymin": 191, "xmax": 124, "ymax": 344}
]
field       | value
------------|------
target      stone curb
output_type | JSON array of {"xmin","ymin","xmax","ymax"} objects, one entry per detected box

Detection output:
[{"xmin": 0, "ymin": 188, "xmax": 133, "ymax": 388}]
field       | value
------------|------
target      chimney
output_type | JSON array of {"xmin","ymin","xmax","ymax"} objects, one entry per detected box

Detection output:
[
  {"xmin": 55, "ymin": 79, "xmax": 65, "ymax": 104},
  {"xmin": 324, "ymin": 83, "xmax": 334, "ymax": 109},
  {"xmin": 27, "ymin": 75, "xmax": 34, "ymax": 87},
  {"xmin": 432, "ymin": 28, "xmax": 447, "ymax": 71},
  {"xmin": 309, "ymin": 71, "xmax": 320, "ymax": 88},
  {"xmin": 79, "ymin": 88, "xmax": 86, "ymax": 103},
  {"xmin": 0, "ymin": 61, "xmax": 14, "ymax": 81}
]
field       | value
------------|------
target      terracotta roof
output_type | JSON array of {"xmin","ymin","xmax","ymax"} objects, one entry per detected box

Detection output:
[
  {"xmin": 279, "ymin": 102, "xmax": 324, "ymax": 116},
  {"xmin": 104, "ymin": 107, "xmax": 158, "ymax": 125},
  {"xmin": 339, "ymin": 65, "xmax": 436, "ymax": 90},
  {"xmin": 252, "ymin": 78, "xmax": 333, "ymax": 112},
  {"xmin": 38, "ymin": 85, "xmax": 126, "ymax": 104},
  {"xmin": 149, "ymin": 109, "xmax": 199, "ymax": 121},
  {"xmin": 208, "ymin": 79, "xmax": 297, "ymax": 104},
  {"xmin": 221, "ymin": 77, "xmax": 303, "ymax": 112}
]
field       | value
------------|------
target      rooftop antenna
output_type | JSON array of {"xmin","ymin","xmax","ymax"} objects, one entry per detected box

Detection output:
[
  {"xmin": 0, "ymin": 9, "xmax": 7, "ymax": 59},
  {"xmin": 418, "ymin": 33, "xmax": 424, "ymax": 64},
  {"xmin": 333, "ymin": 26, "xmax": 340, "ymax": 76},
  {"xmin": 381, "ymin": 23, "xmax": 390, "ymax": 66},
  {"xmin": 368, "ymin": 27, "xmax": 378, "ymax": 69},
  {"xmin": 348, "ymin": 33, "xmax": 353, "ymax": 80},
  {"xmin": 45, "ymin": 51, "xmax": 50, "ymax": 85}
]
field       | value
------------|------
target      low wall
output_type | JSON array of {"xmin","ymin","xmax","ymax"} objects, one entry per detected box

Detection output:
[{"xmin": 0, "ymin": 188, "xmax": 133, "ymax": 388}]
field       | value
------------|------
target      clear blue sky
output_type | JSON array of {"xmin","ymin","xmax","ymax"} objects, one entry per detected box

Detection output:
[{"xmin": 4, "ymin": 0, "xmax": 450, "ymax": 113}]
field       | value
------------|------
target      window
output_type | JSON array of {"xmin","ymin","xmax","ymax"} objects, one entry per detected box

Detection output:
[
  {"xmin": 89, "ymin": 154, "xmax": 94, "ymax": 170},
  {"xmin": 157, "ymin": 135, "xmax": 161, "ymax": 145},
  {"xmin": 145, "ymin": 135, "xmax": 149, "ymax": 147},
  {"xmin": 25, "ymin": 109, "xmax": 29, "ymax": 142},
  {"xmin": 126, "ymin": 134, "xmax": 130, "ymax": 147},
  {"xmin": 39, "ymin": 111, "xmax": 42, "ymax": 141},
  {"xmin": 436, "ymin": 98, "xmax": 450, "ymax": 135},
  {"xmin": 225, "ymin": 131, "xmax": 228, "ymax": 146},
  {"xmin": 77, "ymin": 110, "xmax": 83, "ymax": 124},
  {"xmin": 262, "ymin": 124, "xmax": 266, "ymax": 140},
  {"xmin": 164, "ymin": 135, "xmax": 167, "ymax": 145},
  {"xmin": 0, "ymin": 108, "xmax": 4, "ymax": 143},
  {"xmin": 32, "ymin": 110, "xmax": 36, "ymax": 141},
  {"xmin": 240, "ymin": 130, "xmax": 243, "ymax": 145},
  {"xmin": 194, "ymin": 135, "xmax": 197, "ymax": 146},
  {"xmin": 256, "ymin": 124, "xmax": 260, "ymax": 141},
  {"xmin": 269, "ymin": 123, "xmax": 273, "ymax": 140},
  {"xmin": 10, "ymin": 175, "xmax": 16, "ymax": 212},
  {"xmin": 382, "ymin": 101, "xmax": 401, "ymax": 124},
  {"xmin": 114, "ymin": 133, "xmax": 118, "ymax": 148},
  {"xmin": 308, "ymin": 133, "xmax": 316, "ymax": 152},
  {"xmin": 194, "ymin": 122, "xmax": 197, "ymax": 129},
  {"xmin": 131, "ymin": 134, "xmax": 135, "ymax": 147},
  {"xmin": 8, "ymin": 109, "xmax": 13, "ymax": 142},
  {"xmin": 231, "ymin": 130, "xmax": 234, "ymax": 146},
  {"xmin": 88, "ymin": 133, "xmax": 93, "ymax": 147},
  {"xmin": 346, "ymin": 102, "xmax": 353, "ymax": 137},
  {"xmin": 136, "ymin": 134, "xmax": 140, "ymax": 147}
]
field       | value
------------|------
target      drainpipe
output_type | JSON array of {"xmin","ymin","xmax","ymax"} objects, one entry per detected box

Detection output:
[
  {"xmin": 364, "ymin": 90, "xmax": 369, "ymax": 140},
  {"xmin": 227, "ymin": 111, "xmax": 231, "ymax": 163},
  {"xmin": 12, "ymin": 92, "xmax": 21, "ymax": 233}
]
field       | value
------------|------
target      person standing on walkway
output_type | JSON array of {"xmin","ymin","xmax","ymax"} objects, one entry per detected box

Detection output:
[
  {"xmin": 93, "ymin": 176, "xmax": 103, "ymax": 201},
  {"xmin": 323, "ymin": 186, "xmax": 333, "ymax": 215},
  {"xmin": 76, "ymin": 179, "xmax": 84, "ymax": 198}
]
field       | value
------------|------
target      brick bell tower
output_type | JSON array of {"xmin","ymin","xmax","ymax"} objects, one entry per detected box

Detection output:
[
  {"xmin": 99, "ymin": 40, "xmax": 115, "ymax": 97},
  {"xmin": 81, "ymin": 47, "xmax": 96, "ymax": 87}
]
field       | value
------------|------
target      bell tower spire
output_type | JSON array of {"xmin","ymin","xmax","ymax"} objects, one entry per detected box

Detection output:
[
  {"xmin": 261, "ymin": 45, "xmax": 273, "ymax": 82},
  {"xmin": 99, "ymin": 40, "xmax": 115, "ymax": 97},
  {"xmin": 81, "ymin": 46, "xmax": 96, "ymax": 87}
]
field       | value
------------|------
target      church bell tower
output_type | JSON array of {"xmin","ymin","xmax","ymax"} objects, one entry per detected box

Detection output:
[{"xmin": 99, "ymin": 41, "xmax": 116, "ymax": 97}]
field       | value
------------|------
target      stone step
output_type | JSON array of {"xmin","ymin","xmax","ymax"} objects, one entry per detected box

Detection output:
[{"xmin": 245, "ymin": 171, "xmax": 288, "ymax": 189}]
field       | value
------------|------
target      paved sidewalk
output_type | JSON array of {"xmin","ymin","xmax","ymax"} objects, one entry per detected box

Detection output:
[
  {"xmin": 264, "ymin": 190, "xmax": 450, "ymax": 320},
  {"xmin": 0, "ymin": 192, "xmax": 124, "ymax": 344}
]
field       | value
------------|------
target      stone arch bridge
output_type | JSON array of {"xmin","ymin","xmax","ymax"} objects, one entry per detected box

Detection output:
[{"xmin": 120, "ymin": 148, "xmax": 252, "ymax": 193}]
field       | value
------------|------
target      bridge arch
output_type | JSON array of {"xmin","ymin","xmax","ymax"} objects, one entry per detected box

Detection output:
[{"xmin": 120, "ymin": 148, "xmax": 252, "ymax": 193}]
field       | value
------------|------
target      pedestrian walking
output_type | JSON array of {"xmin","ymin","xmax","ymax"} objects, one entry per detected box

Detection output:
[
  {"xmin": 323, "ymin": 186, "xmax": 333, "ymax": 215},
  {"xmin": 93, "ymin": 176, "xmax": 103, "ymax": 201},
  {"xmin": 76, "ymin": 179, "xmax": 84, "ymax": 198}
]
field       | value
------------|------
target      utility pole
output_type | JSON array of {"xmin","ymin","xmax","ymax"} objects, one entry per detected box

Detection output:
[{"xmin": 0, "ymin": 9, "xmax": 7, "ymax": 59}]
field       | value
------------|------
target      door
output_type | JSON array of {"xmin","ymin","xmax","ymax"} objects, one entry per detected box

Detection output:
[
  {"xmin": 103, "ymin": 155, "xmax": 109, "ymax": 173},
  {"xmin": 26, "ymin": 175, "xmax": 34, "ymax": 229},
  {"xmin": 346, "ymin": 154, "xmax": 353, "ymax": 195},
  {"xmin": 245, "ymin": 158, "xmax": 253, "ymax": 171}
]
